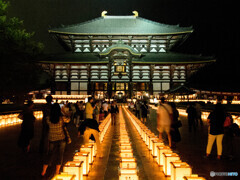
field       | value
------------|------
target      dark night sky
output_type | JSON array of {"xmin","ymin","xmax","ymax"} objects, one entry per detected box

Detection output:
[{"xmin": 6, "ymin": 0, "xmax": 240, "ymax": 89}]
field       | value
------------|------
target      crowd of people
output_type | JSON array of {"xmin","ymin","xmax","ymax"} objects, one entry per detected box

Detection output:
[
  {"xmin": 16, "ymin": 95, "xmax": 239, "ymax": 177},
  {"xmin": 17, "ymin": 95, "xmax": 119, "ymax": 177},
  {"xmin": 129, "ymin": 97, "xmax": 238, "ymax": 159}
]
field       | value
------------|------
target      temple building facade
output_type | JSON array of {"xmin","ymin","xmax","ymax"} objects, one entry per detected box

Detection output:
[{"xmin": 40, "ymin": 11, "xmax": 215, "ymax": 99}]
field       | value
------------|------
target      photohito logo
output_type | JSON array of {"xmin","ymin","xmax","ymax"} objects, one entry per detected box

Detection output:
[
  {"xmin": 210, "ymin": 171, "xmax": 238, "ymax": 177},
  {"xmin": 210, "ymin": 171, "xmax": 215, "ymax": 177}
]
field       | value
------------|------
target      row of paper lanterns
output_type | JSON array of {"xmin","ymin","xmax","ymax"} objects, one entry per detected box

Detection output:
[
  {"xmin": 123, "ymin": 106, "xmax": 206, "ymax": 180},
  {"xmin": 118, "ymin": 106, "xmax": 139, "ymax": 180},
  {"xmin": 51, "ymin": 114, "xmax": 112, "ymax": 180},
  {"xmin": 0, "ymin": 111, "xmax": 43, "ymax": 127}
]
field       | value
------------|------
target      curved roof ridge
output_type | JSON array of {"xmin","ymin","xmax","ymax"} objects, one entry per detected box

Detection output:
[
  {"xmin": 137, "ymin": 17, "xmax": 192, "ymax": 29},
  {"xmin": 52, "ymin": 16, "xmax": 103, "ymax": 30}
]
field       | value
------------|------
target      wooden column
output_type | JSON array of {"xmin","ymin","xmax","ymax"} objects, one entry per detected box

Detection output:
[
  {"xmin": 87, "ymin": 65, "xmax": 92, "ymax": 95},
  {"xmin": 149, "ymin": 65, "xmax": 154, "ymax": 96},
  {"xmin": 147, "ymin": 36, "xmax": 152, "ymax": 52},
  {"xmin": 89, "ymin": 36, "xmax": 93, "ymax": 52},
  {"xmin": 107, "ymin": 56, "xmax": 113, "ymax": 99},
  {"xmin": 170, "ymin": 65, "xmax": 175, "ymax": 89},
  {"xmin": 50, "ymin": 64, "xmax": 56, "ymax": 95},
  {"xmin": 128, "ymin": 56, "xmax": 133, "ymax": 98},
  {"xmin": 67, "ymin": 64, "xmax": 71, "ymax": 95}
]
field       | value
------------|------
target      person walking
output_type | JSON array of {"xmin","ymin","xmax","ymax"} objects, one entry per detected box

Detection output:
[
  {"xmin": 78, "ymin": 101, "xmax": 85, "ymax": 123},
  {"xmin": 135, "ymin": 100, "xmax": 141, "ymax": 119},
  {"xmin": 39, "ymin": 95, "xmax": 53, "ymax": 154},
  {"xmin": 186, "ymin": 103, "xmax": 197, "ymax": 132},
  {"xmin": 110, "ymin": 100, "xmax": 119, "ymax": 125},
  {"xmin": 195, "ymin": 102, "xmax": 203, "ymax": 126},
  {"xmin": 102, "ymin": 101, "xmax": 109, "ymax": 118},
  {"xmin": 169, "ymin": 102, "xmax": 181, "ymax": 149},
  {"xmin": 223, "ymin": 112, "xmax": 234, "ymax": 160},
  {"xmin": 141, "ymin": 101, "xmax": 148, "ymax": 124},
  {"xmin": 157, "ymin": 97, "xmax": 173, "ymax": 147},
  {"xmin": 74, "ymin": 101, "xmax": 81, "ymax": 127},
  {"xmin": 93, "ymin": 100, "xmax": 100, "ymax": 123},
  {"xmin": 205, "ymin": 99, "xmax": 226, "ymax": 160},
  {"xmin": 41, "ymin": 103, "xmax": 71, "ymax": 176},
  {"xmin": 18, "ymin": 100, "xmax": 36, "ymax": 153},
  {"xmin": 78, "ymin": 97, "xmax": 102, "ymax": 157}
]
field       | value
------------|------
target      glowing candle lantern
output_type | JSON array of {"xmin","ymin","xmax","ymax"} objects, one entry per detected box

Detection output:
[
  {"xmin": 120, "ymin": 137, "xmax": 130, "ymax": 142},
  {"xmin": 88, "ymin": 140, "xmax": 97, "ymax": 157},
  {"xmin": 73, "ymin": 152, "xmax": 90, "ymax": 175},
  {"xmin": 120, "ymin": 149, "xmax": 134, "ymax": 158},
  {"xmin": 141, "ymin": 128, "xmax": 148, "ymax": 140},
  {"xmin": 163, "ymin": 153, "xmax": 180, "ymax": 176},
  {"xmin": 0, "ymin": 116, "xmax": 3, "ymax": 126},
  {"xmin": 120, "ymin": 157, "xmax": 137, "ymax": 168},
  {"xmin": 120, "ymin": 144, "xmax": 132, "ymax": 150},
  {"xmin": 145, "ymin": 131, "xmax": 154, "ymax": 146},
  {"xmin": 63, "ymin": 161, "xmax": 83, "ymax": 180},
  {"xmin": 80, "ymin": 144, "xmax": 94, "ymax": 164},
  {"xmin": 170, "ymin": 162, "xmax": 192, "ymax": 180},
  {"xmin": 148, "ymin": 137, "xmax": 158, "ymax": 152},
  {"xmin": 119, "ymin": 140, "xmax": 130, "ymax": 144},
  {"xmin": 152, "ymin": 139, "xmax": 164, "ymax": 158},
  {"xmin": 119, "ymin": 168, "xmax": 138, "ymax": 180},
  {"xmin": 51, "ymin": 172, "xmax": 76, "ymax": 180},
  {"xmin": 183, "ymin": 175, "xmax": 206, "ymax": 180},
  {"xmin": 157, "ymin": 145, "xmax": 172, "ymax": 166}
]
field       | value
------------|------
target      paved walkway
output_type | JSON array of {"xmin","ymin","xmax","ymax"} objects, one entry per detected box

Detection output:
[
  {"xmin": 146, "ymin": 107, "xmax": 240, "ymax": 180},
  {"xmin": 0, "ymin": 106, "xmax": 239, "ymax": 179}
]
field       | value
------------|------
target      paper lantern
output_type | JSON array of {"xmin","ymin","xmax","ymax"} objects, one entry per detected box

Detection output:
[
  {"xmin": 88, "ymin": 140, "xmax": 97, "ymax": 157},
  {"xmin": 148, "ymin": 137, "xmax": 159, "ymax": 152},
  {"xmin": 120, "ymin": 136, "xmax": 130, "ymax": 140},
  {"xmin": 120, "ymin": 157, "xmax": 137, "ymax": 168},
  {"xmin": 73, "ymin": 152, "xmax": 90, "ymax": 175},
  {"xmin": 119, "ymin": 140, "xmax": 131, "ymax": 144},
  {"xmin": 120, "ymin": 143, "xmax": 132, "ymax": 150},
  {"xmin": 63, "ymin": 161, "xmax": 83, "ymax": 180},
  {"xmin": 119, "ymin": 168, "xmax": 138, "ymax": 180},
  {"xmin": 120, "ymin": 149, "xmax": 134, "ymax": 158},
  {"xmin": 51, "ymin": 172, "xmax": 76, "ymax": 180},
  {"xmin": 157, "ymin": 145, "xmax": 172, "ymax": 166},
  {"xmin": 163, "ymin": 153, "xmax": 180, "ymax": 176},
  {"xmin": 80, "ymin": 144, "xmax": 94, "ymax": 164},
  {"xmin": 171, "ymin": 162, "xmax": 192, "ymax": 180},
  {"xmin": 183, "ymin": 175, "xmax": 206, "ymax": 180},
  {"xmin": 152, "ymin": 139, "xmax": 164, "ymax": 158}
]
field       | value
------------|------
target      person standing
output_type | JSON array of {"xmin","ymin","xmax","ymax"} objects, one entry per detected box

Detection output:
[
  {"xmin": 41, "ymin": 103, "xmax": 71, "ymax": 176},
  {"xmin": 39, "ymin": 95, "xmax": 53, "ymax": 154},
  {"xmin": 141, "ymin": 101, "xmax": 148, "ymax": 124},
  {"xmin": 157, "ymin": 97, "xmax": 173, "ymax": 147},
  {"xmin": 93, "ymin": 100, "xmax": 100, "ymax": 123},
  {"xmin": 169, "ymin": 102, "xmax": 181, "ymax": 149},
  {"xmin": 195, "ymin": 102, "xmax": 203, "ymax": 126},
  {"xmin": 135, "ymin": 100, "xmax": 141, "ymax": 119},
  {"xmin": 186, "ymin": 103, "xmax": 197, "ymax": 132},
  {"xmin": 223, "ymin": 113, "xmax": 234, "ymax": 160},
  {"xmin": 205, "ymin": 99, "xmax": 226, "ymax": 160},
  {"xmin": 18, "ymin": 100, "xmax": 36, "ymax": 153},
  {"xmin": 110, "ymin": 100, "xmax": 119, "ymax": 125},
  {"xmin": 74, "ymin": 101, "xmax": 81, "ymax": 127},
  {"xmin": 102, "ymin": 101, "xmax": 109, "ymax": 118},
  {"xmin": 78, "ymin": 101, "xmax": 85, "ymax": 123},
  {"xmin": 79, "ymin": 97, "xmax": 102, "ymax": 157}
]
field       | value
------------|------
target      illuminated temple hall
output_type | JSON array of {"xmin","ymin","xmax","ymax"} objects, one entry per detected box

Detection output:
[{"xmin": 40, "ymin": 11, "xmax": 215, "ymax": 99}]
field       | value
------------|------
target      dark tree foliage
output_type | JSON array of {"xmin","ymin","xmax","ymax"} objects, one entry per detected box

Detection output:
[{"xmin": 0, "ymin": 0, "xmax": 50, "ymax": 102}]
